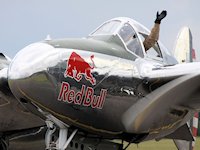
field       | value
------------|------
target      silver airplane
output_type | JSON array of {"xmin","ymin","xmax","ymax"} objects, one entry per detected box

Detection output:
[{"xmin": 1, "ymin": 17, "xmax": 200, "ymax": 150}]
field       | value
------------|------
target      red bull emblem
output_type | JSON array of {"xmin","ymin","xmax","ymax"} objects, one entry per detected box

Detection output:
[
  {"xmin": 58, "ymin": 51, "xmax": 107, "ymax": 109},
  {"xmin": 65, "ymin": 52, "xmax": 96, "ymax": 85}
]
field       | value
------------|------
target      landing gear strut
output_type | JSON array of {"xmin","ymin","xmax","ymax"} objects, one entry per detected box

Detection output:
[
  {"xmin": 45, "ymin": 116, "xmax": 78, "ymax": 150},
  {"xmin": 0, "ymin": 138, "xmax": 8, "ymax": 150}
]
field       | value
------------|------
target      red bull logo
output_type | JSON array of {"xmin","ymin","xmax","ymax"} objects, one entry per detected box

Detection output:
[
  {"xmin": 58, "ymin": 51, "xmax": 107, "ymax": 109},
  {"xmin": 65, "ymin": 52, "xmax": 96, "ymax": 85}
]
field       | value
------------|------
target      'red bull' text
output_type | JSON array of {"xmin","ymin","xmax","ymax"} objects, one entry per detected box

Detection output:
[{"xmin": 58, "ymin": 82, "xmax": 107, "ymax": 109}]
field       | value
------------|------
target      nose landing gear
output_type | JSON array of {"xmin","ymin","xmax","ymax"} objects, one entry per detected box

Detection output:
[{"xmin": 45, "ymin": 116, "xmax": 78, "ymax": 150}]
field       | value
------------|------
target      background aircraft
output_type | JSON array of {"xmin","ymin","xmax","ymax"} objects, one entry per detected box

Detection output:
[
  {"xmin": 173, "ymin": 27, "xmax": 198, "ymax": 150},
  {"xmin": 0, "ymin": 17, "xmax": 200, "ymax": 150}
]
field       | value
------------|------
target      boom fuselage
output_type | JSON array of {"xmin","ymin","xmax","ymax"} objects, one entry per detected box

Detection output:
[{"xmin": 8, "ymin": 38, "xmax": 191, "ymax": 142}]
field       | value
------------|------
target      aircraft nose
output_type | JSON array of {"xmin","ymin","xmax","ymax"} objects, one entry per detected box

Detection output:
[
  {"xmin": 8, "ymin": 42, "xmax": 61, "ymax": 102},
  {"xmin": 8, "ymin": 42, "xmax": 60, "ymax": 80}
]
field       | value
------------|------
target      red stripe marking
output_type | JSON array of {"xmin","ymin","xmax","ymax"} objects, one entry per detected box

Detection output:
[
  {"xmin": 192, "ymin": 49, "xmax": 196, "ymax": 60},
  {"xmin": 192, "ymin": 127, "xmax": 198, "ymax": 137}
]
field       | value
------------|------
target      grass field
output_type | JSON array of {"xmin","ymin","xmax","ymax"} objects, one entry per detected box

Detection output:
[{"xmin": 125, "ymin": 138, "xmax": 200, "ymax": 150}]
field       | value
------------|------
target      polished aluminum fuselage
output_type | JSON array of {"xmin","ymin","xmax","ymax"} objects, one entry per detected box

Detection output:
[{"xmin": 8, "ymin": 40, "xmax": 141, "ymax": 133}]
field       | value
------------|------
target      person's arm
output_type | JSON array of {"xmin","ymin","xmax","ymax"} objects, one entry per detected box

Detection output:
[
  {"xmin": 143, "ymin": 10, "xmax": 167, "ymax": 51},
  {"xmin": 143, "ymin": 23, "xmax": 160, "ymax": 51}
]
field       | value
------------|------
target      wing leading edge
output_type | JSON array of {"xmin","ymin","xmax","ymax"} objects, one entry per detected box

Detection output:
[{"xmin": 122, "ymin": 73, "xmax": 200, "ymax": 136}]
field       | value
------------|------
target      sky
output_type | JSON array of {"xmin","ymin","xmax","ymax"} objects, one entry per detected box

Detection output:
[{"xmin": 0, "ymin": 0, "xmax": 199, "ymax": 60}]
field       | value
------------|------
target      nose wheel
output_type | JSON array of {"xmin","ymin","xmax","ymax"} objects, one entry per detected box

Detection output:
[{"xmin": 45, "ymin": 117, "xmax": 78, "ymax": 150}]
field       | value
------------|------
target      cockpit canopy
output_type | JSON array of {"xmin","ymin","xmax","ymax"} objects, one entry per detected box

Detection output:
[{"xmin": 89, "ymin": 17, "xmax": 176, "ymax": 65}]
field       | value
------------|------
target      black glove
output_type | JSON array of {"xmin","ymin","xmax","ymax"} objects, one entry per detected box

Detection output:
[{"xmin": 155, "ymin": 10, "xmax": 167, "ymax": 24}]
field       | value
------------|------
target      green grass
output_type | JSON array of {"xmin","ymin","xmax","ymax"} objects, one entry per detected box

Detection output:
[{"xmin": 125, "ymin": 138, "xmax": 200, "ymax": 150}]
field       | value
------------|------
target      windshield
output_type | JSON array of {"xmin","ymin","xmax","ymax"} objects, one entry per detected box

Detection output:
[
  {"xmin": 91, "ymin": 20, "xmax": 121, "ymax": 35},
  {"xmin": 118, "ymin": 23, "xmax": 144, "ymax": 57}
]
